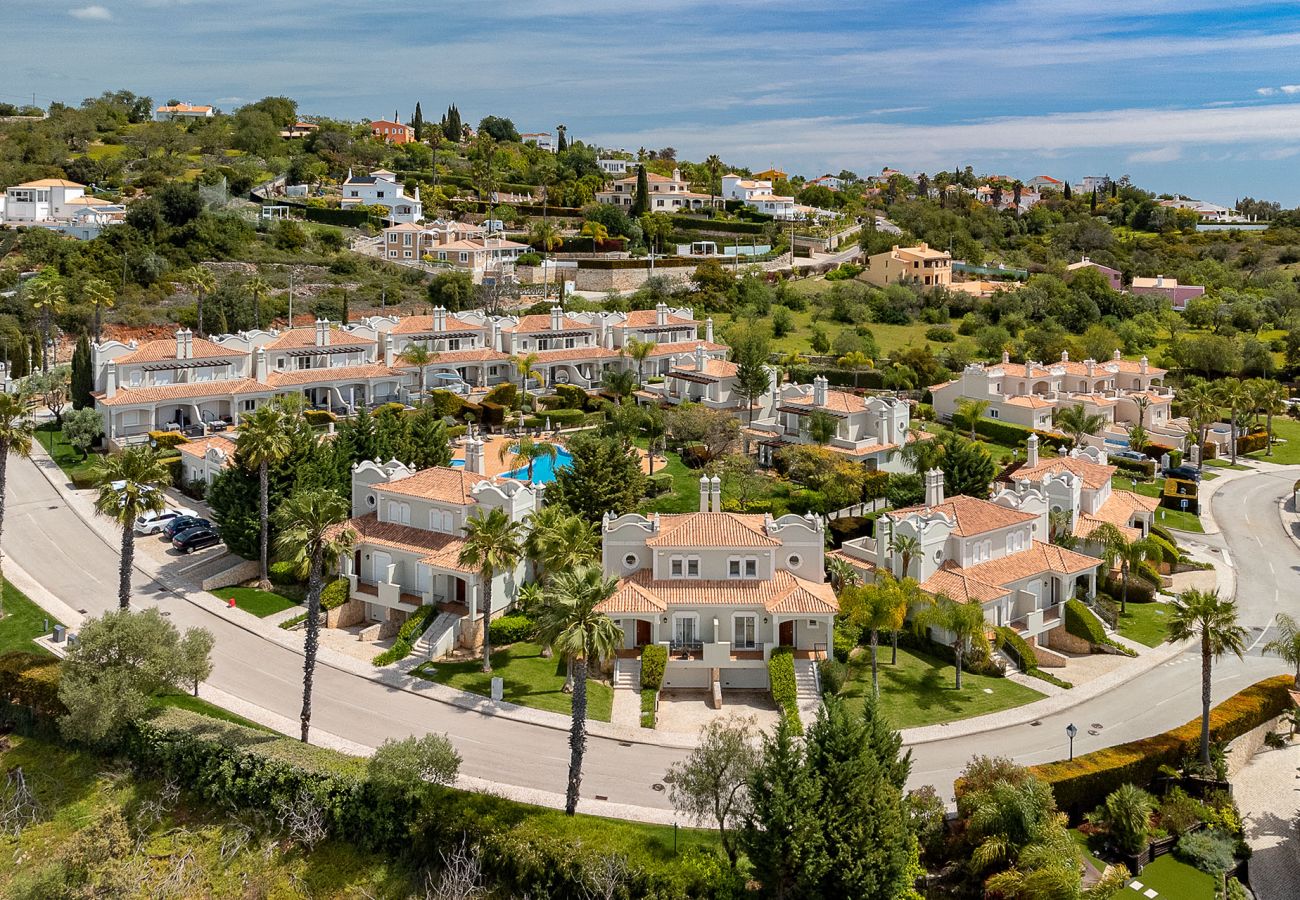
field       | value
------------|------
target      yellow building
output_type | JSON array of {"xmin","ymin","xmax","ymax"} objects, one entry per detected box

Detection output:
[{"xmin": 861, "ymin": 242, "xmax": 952, "ymax": 288}]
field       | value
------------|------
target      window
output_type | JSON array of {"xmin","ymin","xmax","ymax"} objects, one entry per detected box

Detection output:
[
  {"xmin": 733, "ymin": 615, "xmax": 757, "ymax": 649},
  {"xmin": 728, "ymin": 556, "xmax": 758, "ymax": 578},
  {"xmin": 989, "ymin": 408, "xmax": 1000, "ymax": 419},
  {"xmin": 623, "ymin": 553, "xmax": 638, "ymax": 570},
  {"xmin": 686, "ymin": 557, "xmax": 700, "ymax": 577},
  {"xmin": 670, "ymin": 557, "xmax": 683, "ymax": 578},
  {"xmin": 673, "ymin": 615, "xmax": 699, "ymax": 647},
  {"xmin": 787, "ymin": 554, "xmax": 802, "ymax": 569}
]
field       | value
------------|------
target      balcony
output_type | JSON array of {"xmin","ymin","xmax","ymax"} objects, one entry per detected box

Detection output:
[
  {"xmin": 1009, "ymin": 604, "xmax": 1062, "ymax": 636},
  {"xmin": 350, "ymin": 577, "xmax": 424, "ymax": 610},
  {"xmin": 667, "ymin": 640, "xmax": 770, "ymax": 664}
]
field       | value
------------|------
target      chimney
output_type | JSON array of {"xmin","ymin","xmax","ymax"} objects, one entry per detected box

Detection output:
[
  {"xmin": 1113, "ymin": 348, "xmax": 1122, "ymax": 361},
  {"xmin": 185, "ymin": 329, "xmax": 194, "ymax": 359},
  {"xmin": 656, "ymin": 302, "xmax": 668, "ymax": 327},
  {"xmin": 254, "ymin": 347, "xmax": 267, "ymax": 383},
  {"xmin": 699, "ymin": 475, "xmax": 710, "ymax": 513},
  {"xmin": 384, "ymin": 334, "xmax": 395, "ymax": 367},
  {"xmin": 1060, "ymin": 350, "xmax": 1069, "ymax": 362},
  {"xmin": 1140, "ymin": 355, "xmax": 1149, "ymax": 375},
  {"xmin": 1155, "ymin": 275, "xmax": 1165, "ymax": 288},
  {"xmin": 105, "ymin": 360, "xmax": 117, "ymax": 398},
  {"xmin": 925, "ymin": 468, "xmax": 945, "ymax": 507},
  {"xmin": 175, "ymin": 329, "xmax": 187, "ymax": 360},
  {"xmin": 710, "ymin": 476, "xmax": 721, "ymax": 513},
  {"xmin": 705, "ymin": 317, "xmax": 714, "ymax": 343},
  {"xmin": 550, "ymin": 305, "xmax": 563, "ymax": 331},
  {"xmin": 1001, "ymin": 350, "xmax": 1010, "ymax": 365},
  {"xmin": 465, "ymin": 437, "xmax": 485, "ymax": 475},
  {"xmin": 315, "ymin": 318, "xmax": 328, "ymax": 347},
  {"xmin": 1086, "ymin": 359, "xmax": 1095, "ymax": 377},
  {"xmin": 695, "ymin": 344, "xmax": 706, "ymax": 373},
  {"xmin": 434, "ymin": 305, "xmax": 446, "ymax": 331},
  {"xmin": 813, "ymin": 375, "xmax": 827, "ymax": 407},
  {"xmin": 672, "ymin": 167, "xmax": 681, "ymax": 183},
  {"xmin": 1024, "ymin": 360, "xmax": 1033, "ymax": 377},
  {"xmin": 1026, "ymin": 433, "xmax": 1039, "ymax": 468}
]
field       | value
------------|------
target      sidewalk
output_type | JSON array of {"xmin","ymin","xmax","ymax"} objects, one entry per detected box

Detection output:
[{"xmin": 1235, "ymin": 740, "xmax": 1300, "ymax": 900}]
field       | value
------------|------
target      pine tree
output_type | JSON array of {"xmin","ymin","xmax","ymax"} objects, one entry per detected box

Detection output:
[
  {"xmin": 740, "ymin": 718, "xmax": 827, "ymax": 896},
  {"xmin": 335, "ymin": 406, "xmax": 379, "ymax": 464},
  {"xmin": 939, "ymin": 431, "xmax": 996, "ymax": 499},
  {"xmin": 632, "ymin": 164, "xmax": 650, "ymax": 216},
  {"xmin": 547, "ymin": 432, "xmax": 645, "ymax": 524},
  {"xmin": 71, "ymin": 334, "xmax": 93, "ymax": 409},
  {"xmin": 1091, "ymin": 187, "xmax": 1098, "ymax": 213},
  {"xmin": 412, "ymin": 101, "xmax": 424, "ymax": 141},
  {"xmin": 557, "ymin": 125, "xmax": 568, "ymax": 152},
  {"xmin": 405, "ymin": 408, "xmax": 452, "ymax": 470},
  {"xmin": 28, "ymin": 335, "xmax": 40, "ymax": 374},
  {"xmin": 1063, "ymin": 181, "xmax": 1072, "ymax": 201}
]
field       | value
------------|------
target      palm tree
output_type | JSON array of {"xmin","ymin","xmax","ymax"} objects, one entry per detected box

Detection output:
[
  {"xmin": 1048, "ymin": 509, "xmax": 1079, "ymax": 549},
  {"xmin": 246, "ymin": 276, "xmax": 270, "ymax": 330},
  {"xmin": 528, "ymin": 220, "xmax": 562, "ymax": 253},
  {"xmin": 842, "ymin": 578, "xmax": 908, "ymax": 696},
  {"xmin": 1132, "ymin": 394, "xmax": 1151, "ymax": 430},
  {"xmin": 913, "ymin": 595, "xmax": 988, "ymax": 689},
  {"xmin": 398, "ymin": 343, "xmax": 438, "ymax": 402},
  {"xmin": 534, "ymin": 564, "xmax": 622, "ymax": 815},
  {"xmin": 1253, "ymin": 379, "xmax": 1287, "ymax": 456},
  {"xmin": 524, "ymin": 504, "xmax": 569, "ymax": 582},
  {"xmin": 181, "ymin": 266, "xmax": 217, "ymax": 337},
  {"xmin": 1263, "ymin": 612, "xmax": 1300, "ymax": 686},
  {"xmin": 510, "ymin": 352, "xmax": 544, "ymax": 396},
  {"xmin": 0, "ymin": 393, "xmax": 34, "ymax": 616},
  {"xmin": 836, "ymin": 351, "xmax": 873, "ymax": 388},
  {"xmin": 704, "ymin": 154, "xmax": 723, "ymax": 210},
  {"xmin": 955, "ymin": 398, "xmax": 990, "ymax": 441},
  {"xmin": 81, "ymin": 277, "xmax": 115, "ymax": 344},
  {"xmin": 1167, "ymin": 589, "xmax": 1246, "ymax": 767},
  {"xmin": 458, "ymin": 508, "xmax": 525, "ymax": 672},
  {"xmin": 1180, "ymin": 382, "xmax": 1218, "ymax": 471},
  {"xmin": 900, "ymin": 426, "xmax": 944, "ymax": 473},
  {"xmin": 1053, "ymin": 403, "xmax": 1107, "ymax": 448},
  {"xmin": 579, "ymin": 220, "xmax": 609, "ymax": 254},
  {"xmin": 273, "ymin": 488, "xmax": 353, "ymax": 742},
  {"xmin": 826, "ymin": 556, "xmax": 860, "ymax": 593},
  {"xmin": 91, "ymin": 447, "xmax": 170, "ymax": 609},
  {"xmin": 27, "ymin": 271, "xmax": 65, "ymax": 372},
  {"xmin": 1213, "ymin": 378, "xmax": 1253, "ymax": 464},
  {"xmin": 541, "ymin": 514, "xmax": 600, "ymax": 575},
  {"xmin": 1126, "ymin": 423, "xmax": 1149, "ymax": 454},
  {"xmin": 625, "ymin": 337, "xmax": 657, "ymax": 387},
  {"xmin": 805, "ymin": 409, "xmax": 837, "ymax": 446},
  {"xmin": 600, "ymin": 367, "xmax": 636, "ymax": 399},
  {"xmin": 888, "ymin": 533, "xmax": 921, "ymax": 578},
  {"xmin": 499, "ymin": 436, "xmax": 558, "ymax": 482},
  {"xmin": 237, "ymin": 404, "xmax": 292, "ymax": 590},
  {"xmin": 1088, "ymin": 522, "xmax": 1162, "ymax": 614}
]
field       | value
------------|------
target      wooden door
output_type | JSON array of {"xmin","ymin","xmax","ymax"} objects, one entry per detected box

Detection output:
[
  {"xmin": 778, "ymin": 620, "xmax": 795, "ymax": 647},
  {"xmin": 636, "ymin": 620, "xmax": 652, "ymax": 647}
]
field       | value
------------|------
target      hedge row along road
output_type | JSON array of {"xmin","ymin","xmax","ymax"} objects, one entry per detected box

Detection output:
[{"xmin": 5, "ymin": 451, "xmax": 1293, "ymax": 812}]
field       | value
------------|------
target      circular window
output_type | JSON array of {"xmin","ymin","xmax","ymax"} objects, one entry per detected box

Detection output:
[
  {"xmin": 787, "ymin": 554, "xmax": 802, "ymax": 568},
  {"xmin": 933, "ymin": 549, "xmax": 943, "ymax": 563},
  {"xmin": 366, "ymin": 494, "xmax": 376, "ymax": 507},
  {"xmin": 623, "ymin": 553, "xmax": 638, "ymax": 570}
]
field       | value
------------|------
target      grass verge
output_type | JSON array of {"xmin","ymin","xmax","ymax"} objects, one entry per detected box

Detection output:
[
  {"xmin": 1115, "ymin": 601, "xmax": 1171, "ymax": 648},
  {"xmin": 0, "ymin": 582, "xmax": 61, "ymax": 655},
  {"xmin": 34, "ymin": 422, "xmax": 99, "ymax": 486},
  {"xmin": 210, "ymin": 585, "xmax": 299, "ymax": 618}
]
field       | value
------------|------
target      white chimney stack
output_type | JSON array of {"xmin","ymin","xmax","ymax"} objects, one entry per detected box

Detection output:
[
  {"xmin": 812, "ymin": 375, "xmax": 827, "ymax": 407},
  {"xmin": 1001, "ymin": 350, "xmax": 1010, "ymax": 365},
  {"xmin": 705, "ymin": 317, "xmax": 714, "ymax": 343},
  {"xmin": 105, "ymin": 360, "xmax": 117, "ymax": 398},
  {"xmin": 1026, "ymin": 433, "xmax": 1039, "ymax": 468},
  {"xmin": 1060, "ymin": 350, "xmax": 1069, "ymax": 362},
  {"xmin": 699, "ymin": 475, "xmax": 710, "ymax": 513},
  {"xmin": 550, "ymin": 306, "xmax": 563, "ymax": 331},
  {"xmin": 1140, "ymin": 355, "xmax": 1149, "ymax": 375},
  {"xmin": 695, "ymin": 344, "xmax": 707, "ymax": 373},
  {"xmin": 1086, "ymin": 359, "xmax": 1095, "ymax": 378},
  {"xmin": 710, "ymin": 476, "xmax": 721, "ymax": 513},
  {"xmin": 315, "ymin": 318, "xmax": 328, "ymax": 347},
  {"xmin": 175, "ymin": 329, "xmax": 187, "ymax": 360},
  {"xmin": 656, "ymin": 302, "xmax": 668, "ymax": 327},
  {"xmin": 384, "ymin": 334, "xmax": 395, "ymax": 367},
  {"xmin": 255, "ymin": 347, "xmax": 267, "ymax": 383},
  {"xmin": 924, "ymin": 468, "xmax": 945, "ymax": 507},
  {"xmin": 465, "ymin": 437, "xmax": 486, "ymax": 475}
]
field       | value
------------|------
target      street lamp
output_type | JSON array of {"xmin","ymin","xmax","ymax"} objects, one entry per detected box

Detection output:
[{"xmin": 1066, "ymin": 723, "xmax": 1078, "ymax": 761}]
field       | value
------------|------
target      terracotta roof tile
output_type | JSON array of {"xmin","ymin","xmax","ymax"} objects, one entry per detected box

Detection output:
[
  {"xmin": 889, "ymin": 495, "xmax": 1037, "ymax": 537},
  {"xmin": 670, "ymin": 357, "xmax": 738, "ymax": 379},
  {"xmin": 335, "ymin": 513, "xmax": 473, "ymax": 572},
  {"xmin": 114, "ymin": 337, "xmax": 247, "ymax": 364},
  {"xmin": 647, "ymin": 340, "xmax": 728, "ymax": 357},
  {"xmin": 94, "ymin": 378, "xmax": 269, "ymax": 407},
  {"xmin": 374, "ymin": 466, "xmax": 483, "ymax": 505},
  {"xmin": 502, "ymin": 315, "xmax": 594, "ymax": 334},
  {"xmin": 596, "ymin": 569, "xmax": 838, "ymax": 615},
  {"xmin": 266, "ymin": 364, "xmax": 403, "ymax": 388},
  {"xmin": 961, "ymin": 540, "xmax": 1100, "ymax": 585},
  {"xmin": 617, "ymin": 309, "xmax": 700, "ymax": 328},
  {"xmin": 176, "ymin": 434, "xmax": 236, "ymax": 459},
  {"xmin": 921, "ymin": 564, "xmax": 1012, "ymax": 604},
  {"xmin": 1013, "ymin": 454, "xmax": 1115, "ymax": 491},
  {"xmin": 390, "ymin": 315, "xmax": 482, "ymax": 334},
  {"xmin": 647, "ymin": 512, "xmax": 779, "ymax": 548},
  {"xmin": 530, "ymin": 347, "xmax": 620, "ymax": 363},
  {"xmin": 261, "ymin": 327, "xmax": 375, "ymax": 350}
]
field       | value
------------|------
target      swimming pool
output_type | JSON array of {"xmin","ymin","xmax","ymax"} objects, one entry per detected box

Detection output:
[{"xmin": 505, "ymin": 447, "xmax": 574, "ymax": 484}]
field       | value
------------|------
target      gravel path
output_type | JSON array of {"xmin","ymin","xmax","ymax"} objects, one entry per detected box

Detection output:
[{"xmin": 1235, "ymin": 741, "xmax": 1300, "ymax": 900}]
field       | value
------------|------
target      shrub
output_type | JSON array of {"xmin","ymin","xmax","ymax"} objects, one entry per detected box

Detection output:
[
  {"xmin": 428, "ymin": 389, "xmax": 468, "ymax": 419},
  {"xmin": 1110, "ymin": 455, "xmax": 1157, "ymax": 478},
  {"xmin": 553, "ymin": 383, "xmax": 589, "ymax": 410},
  {"xmin": 278, "ymin": 612, "xmax": 308, "ymax": 630},
  {"xmin": 1064, "ymin": 598, "xmax": 1107, "ymax": 646},
  {"xmin": 372, "ymin": 605, "xmax": 439, "ymax": 666},
  {"xmin": 833, "ymin": 626, "xmax": 858, "ymax": 663},
  {"xmin": 645, "ymin": 472, "xmax": 674, "ymax": 496},
  {"xmin": 483, "ymin": 383, "xmax": 518, "ymax": 408},
  {"xmin": 1236, "ymin": 431, "xmax": 1268, "ymax": 455},
  {"xmin": 148, "ymin": 430, "xmax": 189, "ymax": 449},
  {"xmin": 0, "ymin": 651, "xmax": 66, "ymax": 720},
  {"xmin": 303, "ymin": 409, "xmax": 337, "ymax": 426},
  {"xmin": 320, "ymin": 577, "xmax": 350, "ymax": 611},
  {"xmin": 1031, "ymin": 675, "xmax": 1295, "ymax": 814},
  {"xmin": 925, "ymin": 325, "xmax": 956, "ymax": 343},
  {"xmin": 972, "ymin": 417, "xmax": 1071, "ymax": 451},
  {"xmin": 479, "ymin": 400, "xmax": 508, "ymax": 428},
  {"xmin": 818, "ymin": 658, "xmax": 846, "ymax": 696},
  {"xmin": 1089, "ymin": 783, "xmax": 1156, "ymax": 854},
  {"xmin": 995, "ymin": 625, "xmax": 1038, "ymax": 670},
  {"xmin": 679, "ymin": 444, "xmax": 712, "ymax": 469},
  {"xmin": 489, "ymin": 614, "xmax": 535, "ymax": 646},
  {"xmin": 1158, "ymin": 787, "xmax": 1208, "ymax": 837},
  {"xmin": 1176, "ymin": 828, "xmax": 1238, "ymax": 875},
  {"xmin": 269, "ymin": 560, "xmax": 303, "ymax": 586},
  {"xmin": 768, "ymin": 648, "xmax": 799, "ymax": 728},
  {"xmin": 1103, "ymin": 575, "xmax": 1155, "ymax": 605},
  {"xmin": 827, "ymin": 516, "xmax": 873, "ymax": 547},
  {"xmin": 545, "ymin": 408, "xmax": 584, "ymax": 427},
  {"xmin": 641, "ymin": 644, "xmax": 667, "ymax": 692}
]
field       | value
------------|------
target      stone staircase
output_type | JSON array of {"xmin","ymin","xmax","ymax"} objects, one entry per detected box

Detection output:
[
  {"xmin": 614, "ymin": 657, "xmax": 641, "ymax": 690},
  {"xmin": 793, "ymin": 659, "xmax": 820, "ymax": 701},
  {"xmin": 412, "ymin": 611, "xmax": 460, "ymax": 661}
]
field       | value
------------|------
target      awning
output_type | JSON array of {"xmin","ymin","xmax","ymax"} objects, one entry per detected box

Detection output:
[
  {"xmin": 141, "ymin": 358, "xmax": 232, "ymax": 372},
  {"xmin": 286, "ymin": 345, "xmax": 367, "ymax": 358}
]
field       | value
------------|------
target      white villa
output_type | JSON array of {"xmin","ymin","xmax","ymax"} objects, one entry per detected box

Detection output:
[
  {"xmin": 598, "ymin": 478, "xmax": 837, "ymax": 698},
  {"xmin": 341, "ymin": 169, "xmax": 423, "ymax": 223},
  {"xmin": 155, "ymin": 102, "xmax": 214, "ymax": 121},
  {"xmin": 382, "ymin": 220, "xmax": 529, "ymax": 281},
  {"xmin": 595, "ymin": 168, "xmax": 720, "ymax": 212},
  {"xmin": 334, "ymin": 450, "xmax": 540, "ymax": 645},
  {"xmin": 836, "ymin": 470, "xmax": 1103, "ymax": 651},
  {"xmin": 0, "ymin": 178, "xmax": 125, "ymax": 238},
  {"xmin": 91, "ymin": 305, "xmax": 717, "ymax": 447},
  {"xmin": 930, "ymin": 350, "xmax": 1175, "ymax": 441},
  {"xmin": 746, "ymin": 376, "xmax": 916, "ymax": 470}
]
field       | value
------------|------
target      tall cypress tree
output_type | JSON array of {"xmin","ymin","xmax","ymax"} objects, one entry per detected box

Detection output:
[
  {"xmin": 411, "ymin": 101, "xmax": 424, "ymax": 141},
  {"xmin": 557, "ymin": 125, "xmax": 568, "ymax": 152},
  {"xmin": 1063, "ymin": 181, "xmax": 1072, "ymax": 201},
  {"xmin": 632, "ymin": 164, "xmax": 650, "ymax": 216},
  {"xmin": 71, "ymin": 334, "xmax": 93, "ymax": 409},
  {"xmin": 1091, "ymin": 187, "xmax": 1098, "ymax": 213}
]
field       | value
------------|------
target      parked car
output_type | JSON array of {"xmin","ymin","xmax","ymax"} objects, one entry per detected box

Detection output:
[
  {"xmin": 134, "ymin": 507, "xmax": 199, "ymax": 535},
  {"xmin": 172, "ymin": 525, "xmax": 222, "ymax": 553},
  {"xmin": 1110, "ymin": 450, "xmax": 1149, "ymax": 463},
  {"xmin": 162, "ymin": 515, "xmax": 210, "ymax": 539},
  {"xmin": 1164, "ymin": 465, "xmax": 1201, "ymax": 482}
]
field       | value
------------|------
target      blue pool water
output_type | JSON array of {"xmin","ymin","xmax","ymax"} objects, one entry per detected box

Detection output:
[{"xmin": 450, "ymin": 445, "xmax": 574, "ymax": 484}]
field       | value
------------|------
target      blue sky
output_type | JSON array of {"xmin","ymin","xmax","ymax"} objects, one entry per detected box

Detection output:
[{"xmin": 11, "ymin": 0, "xmax": 1300, "ymax": 203}]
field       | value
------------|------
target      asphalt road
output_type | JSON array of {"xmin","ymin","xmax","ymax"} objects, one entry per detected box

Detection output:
[{"xmin": 5, "ymin": 454, "xmax": 1294, "ymax": 811}]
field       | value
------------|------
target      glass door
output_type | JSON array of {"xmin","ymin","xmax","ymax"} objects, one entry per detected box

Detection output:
[{"xmin": 733, "ymin": 616, "xmax": 756, "ymax": 649}]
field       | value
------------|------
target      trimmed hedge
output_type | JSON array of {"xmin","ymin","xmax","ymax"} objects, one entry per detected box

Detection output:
[
  {"xmin": 1162, "ymin": 478, "xmax": 1199, "ymax": 513},
  {"xmin": 489, "ymin": 614, "xmax": 535, "ymax": 646},
  {"xmin": 1064, "ymin": 598, "xmax": 1107, "ymax": 646},
  {"xmin": 768, "ymin": 648, "xmax": 800, "ymax": 729},
  {"xmin": 0, "ymin": 651, "xmax": 65, "ymax": 720},
  {"xmin": 553, "ymin": 383, "xmax": 590, "ymax": 410},
  {"xmin": 544, "ymin": 407, "xmax": 584, "ymax": 427},
  {"xmin": 303, "ymin": 409, "xmax": 337, "ymax": 426},
  {"xmin": 268, "ymin": 560, "xmax": 303, "ymax": 586},
  {"xmin": 372, "ymin": 604, "xmax": 439, "ymax": 666},
  {"xmin": 645, "ymin": 472, "xmax": 674, "ymax": 496},
  {"xmin": 1237, "ymin": 430, "xmax": 1268, "ymax": 455},
  {"xmin": 149, "ymin": 430, "xmax": 190, "ymax": 449},
  {"xmin": 479, "ymin": 400, "xmax": 508, "ymax": 428},
  {"xmin": 320, "ymin": 577, "xmax": 350, "ymax": 611},
  {"xmin": 973, "ymin": 417, "xmax": 1071, "ymax": 451},
  {"xmin": 483, "ymin": 382, "xmax": 518, "ymax": 408},
  {"xmin": 1111, "ymin": 455, "xmax": 1157, "ymax": 479},
  {"xmin": 641, "ymin": 644, "xmax": 667, "ymax": 692},
  {"xmin": 1032, "ymin": 675, "xmax": 1296, "ymax": 815},
  {"xmin": 668, "ymin": 215, "xmax": 767, "ymax": 235},
  {"xmin": 995, "ymin": 625, "xmax": 1038, "ymax": 670}
]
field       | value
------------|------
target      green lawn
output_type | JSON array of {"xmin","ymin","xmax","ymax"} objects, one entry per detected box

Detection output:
[
  {"xmin": 836, "ymin": 646, "xmax": 1044, "ymax": 730},
  {"xmin": 413, "ymin": 642, "xmax": 614, "ymax": 722},
  {"xmin": 151, "ymin": 690, "xmax": 276, "ymax": 732},
  {"xmin": 0, "ymin": 583, "xmax": 60, "ymax": 655},
  {"xmin": 1117, "ymin": 853, "xmax": 1217, "ymax": 898},
  {"xmin": 34, "ymin": 422, "xmax": 99, "ymax": 485},
  {"xmin": 1203, "ymin": 458, "xmax": 1249, "ymax": 470},
  {"xmin": 210, "ymin": 585, "xmax": 300, "ymax": 618},
  {"xmin": 1247, "ymin": 416, "xmax": 1300, "ymax": 465},
  {"xmin": 1111, "ymin": 475, "xmax": 1204, "ymax": 533},
  {"xmin": 1115, "ymin": 601, "xmax": 1171, "ymax": 647},
  {"xmin": 713, "ymin": 299, "xmax": 937, "ymax": 357},
  {"xmin": 639, "ymin": 444, "xmax": 707, "ymax": 514}
]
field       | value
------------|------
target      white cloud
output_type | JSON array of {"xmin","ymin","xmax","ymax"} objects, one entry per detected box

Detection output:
[
  {"xmin": 1257, "ymin": 87, "xmax": 1278, "ymax": 96},
  {"xmin": 1282, "ymin": 84, "xmax": 1300, "ymax": 94},
  {"xmin": 1127, "ymin": 145, "xmax": 1181, "ymax": 163},
  {"xmin": 70, "ymin": 5, "xmax": 112, "ymax": 19}
]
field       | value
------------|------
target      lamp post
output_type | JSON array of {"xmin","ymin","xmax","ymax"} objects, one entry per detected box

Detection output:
[{"xmin": 1066, "ymin": 723, "xmax": 1078, "ymax": 761}]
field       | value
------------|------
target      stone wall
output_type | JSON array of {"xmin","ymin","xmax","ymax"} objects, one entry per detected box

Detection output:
[
  {"xmin": 327, "ymin": 597, "xmax": 365, "ymax": 629},
  {"xmin": 1227, "ymin": 714, "xmax": 1287, "ymax": 778},
  {"xmin": 1047, "ymin": 626, "xmax": 1092, "ymax": 655},
  {"xmin": 574, "ymin": 264, "xmax": 696, "ymax": 293},
  {"xmin": 200, "ymin": 559, "xmax": 259, "ymax": 591}
]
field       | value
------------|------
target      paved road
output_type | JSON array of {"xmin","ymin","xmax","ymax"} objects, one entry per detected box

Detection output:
[{"xmin": 6, "ymin": 453, "xmax": 1294, "ymax": 812}]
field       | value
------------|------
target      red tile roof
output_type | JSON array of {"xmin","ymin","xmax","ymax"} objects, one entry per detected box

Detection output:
[
  {"xmin": 647, "ymin": 512, "xmax": 779, "ymax": 548},
  {"xmin": 596, "ymin": 568, "xmax": 838, "ymax": 615},
  {"xmin": 114, "ymin": 337, "xmax": 246, "ymax": 364},
  {"xmin": 889, "ymin": 495, "xmax": 1038, "ymax": 537},
  {"xmin": 334, "ymin": 513, "xmax": 473, "ymax": 573}
]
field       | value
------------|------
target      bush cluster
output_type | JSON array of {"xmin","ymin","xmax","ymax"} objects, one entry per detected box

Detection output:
[
  {"xmin": 1032, "ymin": 675, "xmax": 1294, "ymax": 814},
  {"xmin": 817, "ymin": 658, "xmax": 846, "ymax": 696},
  {"xmin": 372, "ymin": 605, "xmax": 439, "ymax": 666},
  {"xmin": 268, "ymin": 560, "xmax": 302, "ymax": 586},
  {"xmin": 488, "ymin": 614, "xmax": 535, "ymax": 646},
  {"xmin": 972, "ymin": 417, "xmax": 1071, "ymax": 451},
  {"xmin": 768, "ymin": 648, "xmax": 799, "ymax": 728},
  {"xmin": 640, "ymin": 644, "xmax": 667, "ymax": 692},
  {"xmin": 995, "ymin": 625, "xmax": 1038, "ymax": 670},
  {"xmin": 320, "ymin": 577, "xmax": 350, "ymax": 611},
  {"xmin": 1110, "ymin": 455, "xmax": 1157, "ymax": 478},
  {"xmin": 1064, "ymin": 598, "xmax": 1108, "ymax": 646},
  {"xmin": 303, "ymin": 409, "xmax": 337, "ymax": 426},
  {"xmin": 148, "ymin": 430, "xmax": 190, "ymax": 449}
]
